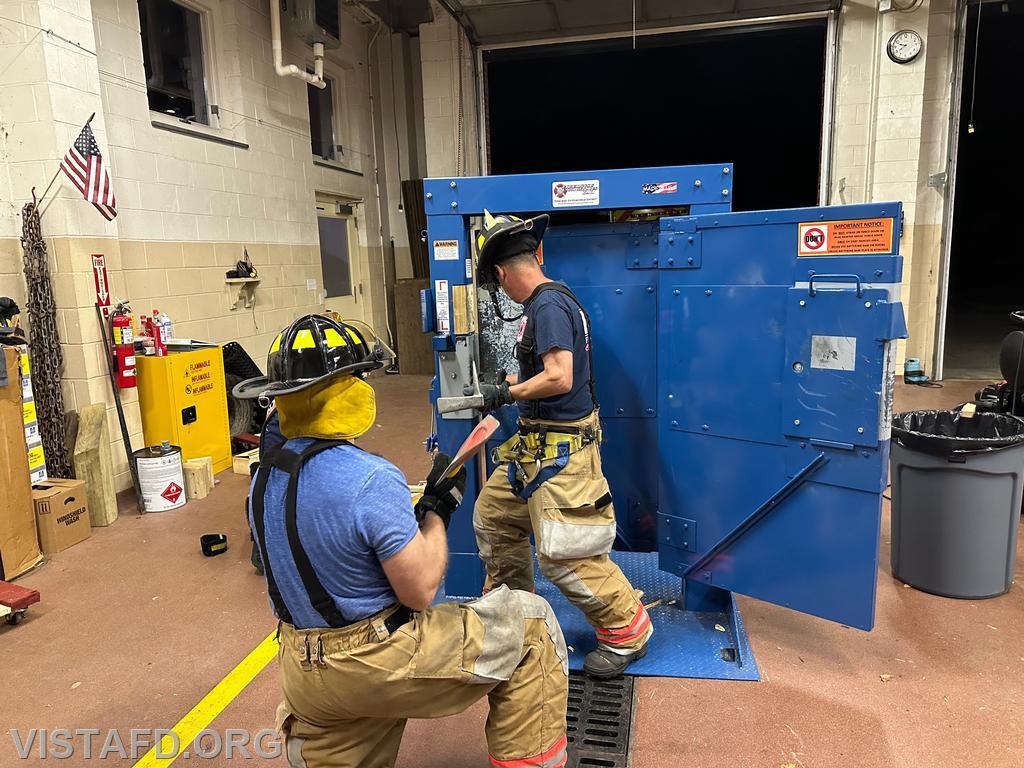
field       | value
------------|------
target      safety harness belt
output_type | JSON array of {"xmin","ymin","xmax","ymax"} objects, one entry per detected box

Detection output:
[{"xmin": 250, "ymin": 439, "xmax": 351, "ymax": 628}]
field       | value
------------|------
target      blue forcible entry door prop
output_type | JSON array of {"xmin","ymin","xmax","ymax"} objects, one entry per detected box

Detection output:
[{"xmin": 423, "ymin": 165, "xmax": 906, "ymax": 648}]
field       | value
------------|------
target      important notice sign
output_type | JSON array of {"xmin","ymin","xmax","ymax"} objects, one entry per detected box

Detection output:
[{"xmin": 798, "ymin": 218, "xmax": 894, "ymax": 256}]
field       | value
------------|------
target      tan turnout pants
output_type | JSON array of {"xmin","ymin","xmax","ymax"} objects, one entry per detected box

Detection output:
[
  {"xmin": 474, "ymin": 411, "xmax": 652, "ymax": 654},
  {"xmin": 276, "ymin": 587, "xmax": 569, "ymax": 768}
]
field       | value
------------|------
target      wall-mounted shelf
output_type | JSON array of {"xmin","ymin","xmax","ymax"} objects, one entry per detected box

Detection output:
[{"xmin": 226, "ymin": 278, "xmax": 260, "ymax": 311}]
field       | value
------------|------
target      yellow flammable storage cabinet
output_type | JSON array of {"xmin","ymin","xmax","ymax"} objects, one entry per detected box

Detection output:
[{"xmin": 137, "ymin": 348, "xmax": 232, "ymax": 473}]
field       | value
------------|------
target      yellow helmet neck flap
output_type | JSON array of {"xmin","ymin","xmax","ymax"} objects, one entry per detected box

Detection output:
[{"xmin": 275, "ymin": 374, "xmax": 377, "ymax": 441}]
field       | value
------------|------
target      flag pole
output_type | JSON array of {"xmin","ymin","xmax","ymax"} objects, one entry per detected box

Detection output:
[{"xmin": 32, "ymin": 112, "xmax": 97, "ymax": 212}]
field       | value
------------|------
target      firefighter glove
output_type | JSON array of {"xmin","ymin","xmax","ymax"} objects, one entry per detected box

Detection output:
[
  {"xmin": 465, "ymin": 381, "xmax": 514, "ymax": 412},
  {"xmin": 415, "ymin": 452, "xmax": 467, "ymax": 529}
]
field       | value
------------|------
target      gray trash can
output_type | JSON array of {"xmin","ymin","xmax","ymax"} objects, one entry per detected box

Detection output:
[{"xmin": 890, "ymin": 409, "xmax": 1024, "ymax": 599}]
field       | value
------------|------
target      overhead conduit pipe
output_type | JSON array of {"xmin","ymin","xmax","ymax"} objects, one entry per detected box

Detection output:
[{"xmin": 270, "ymin": 0, "xmax": 326, "ymax": 89}]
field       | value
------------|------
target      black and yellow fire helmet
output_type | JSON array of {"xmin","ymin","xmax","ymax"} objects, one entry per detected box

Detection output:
[
  {"xmin": 233, "ymin": 314, "xmax": 389, "ymax": 400},
  {"xmin": 475, "ymin": 209, "xmax": 549, "ymax": 290}
]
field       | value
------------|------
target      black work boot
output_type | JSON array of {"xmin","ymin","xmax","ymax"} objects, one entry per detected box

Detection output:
[{"xmin": 583, "ymin": 643, "xmax": 648, "ymax": 679}]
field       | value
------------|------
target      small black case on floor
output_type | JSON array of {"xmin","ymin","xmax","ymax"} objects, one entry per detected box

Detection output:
[{"xmin": 201, "ymin": 534, "xmax": 229, "ymax": 557}]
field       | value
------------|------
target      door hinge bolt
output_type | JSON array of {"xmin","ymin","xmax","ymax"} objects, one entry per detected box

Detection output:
[
  {"xmin": 450, "ymin": 201, "xmax": 458, "ymax": 209},
  {"xmin": 799, "ymin": 300, "xmax": 807, "ymax": 307},
  {"xmin": 858, "ymin": 426, "xmax": 865, "ymax": 433},
  {"xmin": 794, "ymin": 419, "xmax": 801, "ymax": 426},
  {"xmin": 687, "ymin": 257, "xmax": 694, "ymax": 265},
  {"xmin": 694, "ymin": 179, "xmax": 702, "ymax": 187},
  {"xmin": 426, "ymin": 192, "xmax": 433, "ymax": 199},
  {"xmin": 864, "ymin": 301, "xmax": 872, "ymax": 308}
]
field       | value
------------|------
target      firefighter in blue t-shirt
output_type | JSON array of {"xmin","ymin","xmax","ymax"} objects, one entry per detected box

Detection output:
[
  {"xmin": 234, "ymin": 315, "xmax": 568, "ymax": 768},
  {"xmin": 468, "ymin": 211, "xmax": 653, "ymax": 679}
]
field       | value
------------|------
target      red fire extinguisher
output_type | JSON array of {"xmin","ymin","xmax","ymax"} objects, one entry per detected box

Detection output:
[{"xmin": 111, "ymin": 302, "xmax": 137, "ymax": 389}]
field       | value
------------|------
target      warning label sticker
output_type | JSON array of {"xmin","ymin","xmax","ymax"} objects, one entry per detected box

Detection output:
[
  {"xmin": 161, "ymin": 482, "xmax": 183, "ymax": 504},
  {"xmin": 798, "ymin": 218, "xmax": 894, "ymax": 256},
  {"xmin": 552, "ymin": 179, "xmax": 600, "ymax": 208},
  {"xmin": 433, "ymin": 239, "xmax": 459, "ymax": 261},
  {"xmin": 434, "ymin": 279, "xmax": 450, "ymax": 335}
]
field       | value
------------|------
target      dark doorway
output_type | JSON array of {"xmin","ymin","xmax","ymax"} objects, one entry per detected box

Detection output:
[
  {"xmin": 484, "ymin": 21, "xmax": 828, "ymax": 212},
  {"xmin": 942, "ymin": 0, "xmax": 1024, "ymax": 378}
]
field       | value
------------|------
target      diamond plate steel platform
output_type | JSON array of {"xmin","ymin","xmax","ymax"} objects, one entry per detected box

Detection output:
[
  {"xmin": 443, "ymin": 551, "xmax": 760, "ymax": 681},
  {"xmin": 535, "ymin": 552, "xmax": 760, "ymax": 681}
]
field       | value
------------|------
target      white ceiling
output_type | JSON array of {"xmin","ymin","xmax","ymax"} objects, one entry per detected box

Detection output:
[{"xmin": 448, "ymin": 0, "xmax": 840, "ymax": 44}]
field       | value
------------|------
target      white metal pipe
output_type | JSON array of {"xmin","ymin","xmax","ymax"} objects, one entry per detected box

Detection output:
[
  {"xmin": 366, "ymin": 19, "xmax": 395, "ymax": 347},
  {"xmin": 270, "ymin": 0, "xmax": 326, "ymax": 89}
]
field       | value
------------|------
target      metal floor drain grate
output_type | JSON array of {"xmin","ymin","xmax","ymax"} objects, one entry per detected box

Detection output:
[{"xmin": 565, "ymin": 671, "xmax": 635, "ymax": 768}]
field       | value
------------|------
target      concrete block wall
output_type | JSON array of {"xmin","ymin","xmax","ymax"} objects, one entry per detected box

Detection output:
[
  {"xmin": 908, "ymin": 0, "xmax": 956, "ymax": 374},
  {"xmin": 831, "ymin": 0, "xmax": 957, "ymax": 372},
  {"xmin": 419, "ymin": 1, "xmax": 481, "ymax": 178},
  {"xmin": 1, "ymin": 0, "xmax": 415, "ymax": 490}
]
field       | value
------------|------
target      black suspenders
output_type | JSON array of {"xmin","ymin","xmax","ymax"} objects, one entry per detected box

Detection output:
[{"xmin": 250, "ymin": 439, "xmax": 352, "ymax": 628}]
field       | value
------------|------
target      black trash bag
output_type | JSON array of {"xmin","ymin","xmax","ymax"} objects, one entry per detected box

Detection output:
[{"xmin": 892, "ymin": 409, "xmax": 1024, "ymax": 457}]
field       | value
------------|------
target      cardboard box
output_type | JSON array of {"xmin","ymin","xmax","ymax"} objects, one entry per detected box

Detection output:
[
  {"xmin": 33, "ymin": 479, "xmax": 91, "ymax": 554},
  {"xmin": 0, "ymin": 347, "xmax": 43, "ymax": 579}
]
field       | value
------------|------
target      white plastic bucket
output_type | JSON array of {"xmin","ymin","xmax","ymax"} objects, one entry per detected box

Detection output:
[{"xmin": 133, "ymin": 443, "xmax": 186, "ymax": 512}]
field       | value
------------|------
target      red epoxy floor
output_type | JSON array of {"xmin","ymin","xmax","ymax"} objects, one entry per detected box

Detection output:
[{"xmin": 3, "ymin": 376, "xmax": 1021, "ymax": 767}]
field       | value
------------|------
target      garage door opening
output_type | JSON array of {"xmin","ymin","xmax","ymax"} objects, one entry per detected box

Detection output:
[
  {"xmin": 940, "ymin": 0, "xmax": 1024, "ymax": 379},
  {"xmin": 484, "ymin": 20, "xmax": 829, "ymax": 212}
]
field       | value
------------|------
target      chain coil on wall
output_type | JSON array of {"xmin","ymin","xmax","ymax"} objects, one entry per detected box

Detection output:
[{"xmin": 20, "ymin": 202, "xmax": 73, "ymax": 479}]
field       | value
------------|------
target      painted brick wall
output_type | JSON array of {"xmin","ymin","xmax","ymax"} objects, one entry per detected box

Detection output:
[
  {"xmin": 831, "ymin": 0, "xmax": 956, "ymax": 372},
  {"xmin": 0, "ymin": 0, "xmax": 414, "ymax": 490},
  {"xmin": 420, "ymin": 1, "xmax": 480, "ymax": 178}
]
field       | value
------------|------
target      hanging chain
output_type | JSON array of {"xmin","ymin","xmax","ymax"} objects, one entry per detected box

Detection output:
[{"xmin": 20, "ymin": 201, "xmax": 73, "ymax": 479}]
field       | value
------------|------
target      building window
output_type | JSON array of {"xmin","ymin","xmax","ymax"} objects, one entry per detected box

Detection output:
[
  {"xmin": 308, "ymin": 78, "xmax": 337, "ymax": 160},
  {"xmin": 138, "ymin": 0, "xmax": 210, "ymax": 124},
  {"xmin": 318, "ymin": 215, "xmax": 353, "ymax": 297}
]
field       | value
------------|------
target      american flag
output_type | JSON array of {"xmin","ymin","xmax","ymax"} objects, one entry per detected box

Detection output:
[{"xmin": 60, "ymin": 124, "xmax": 117, "ymax": 221}]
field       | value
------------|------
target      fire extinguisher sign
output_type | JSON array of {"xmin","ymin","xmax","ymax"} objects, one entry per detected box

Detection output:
[{"xmin": 92, "ymin": 254, "xmax": 110, "ymax": 307}]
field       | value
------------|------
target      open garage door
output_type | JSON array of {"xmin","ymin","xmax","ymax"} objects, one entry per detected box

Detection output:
[
  {"xmin": 483, "ymin": 17, "xmax": 833, "ymax": 212},
  {"xmin": 459, "ymin": 0, "xmax": 841, "ymax": 45}
]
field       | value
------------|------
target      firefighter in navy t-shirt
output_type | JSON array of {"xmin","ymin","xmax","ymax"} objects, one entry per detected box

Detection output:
[{"xmin": 468, "ymin": 210, "xmax": 652, "ymax": 678}]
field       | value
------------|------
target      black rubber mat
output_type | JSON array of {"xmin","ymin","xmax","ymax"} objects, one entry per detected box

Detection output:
[{"xmin": 566, "ymin": 671, "xmax": 635, "ymax": 767}]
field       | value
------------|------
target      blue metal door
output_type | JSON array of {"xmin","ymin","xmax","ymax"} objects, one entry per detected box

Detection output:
[
  {"xmin": 423, "ymin": 167, "xmax": 905, "ymax": 632},
  {"xmin": 653, "ymin": 206, "xmax": 905, "ymax": 630}
]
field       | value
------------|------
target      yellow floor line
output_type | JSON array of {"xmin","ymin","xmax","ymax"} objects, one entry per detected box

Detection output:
[{"xmin": 132, "ymin": 629, "xmax": 278, "ymax": 768}]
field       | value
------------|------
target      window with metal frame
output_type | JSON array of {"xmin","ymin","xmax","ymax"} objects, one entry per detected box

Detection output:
[
  {"xmin": 308, "ymin": 76, "xmax": 338, "ymax": 160},
  {"xmin": 138, "ymin": 0, "xmax": 211, "ymax": 124},
  {"xmin": 318, "ymin": 214, "xmax": 353, "ymax": 298}
]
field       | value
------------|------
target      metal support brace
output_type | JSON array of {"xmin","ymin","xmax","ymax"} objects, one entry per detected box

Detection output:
[{"xmin": 682, "ymin": 453, "xmax": 829, "ymax": 580}]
